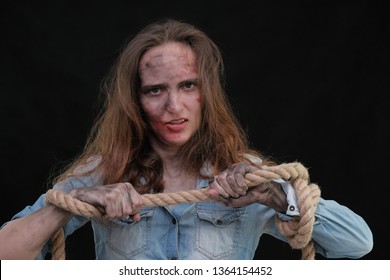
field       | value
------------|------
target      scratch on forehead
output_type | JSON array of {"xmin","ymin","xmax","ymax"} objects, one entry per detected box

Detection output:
[
  {"xmin": 139, "ymin": 43, "xmax": 197, "ymax": 76},
  {"xmin": 141, "ymin": 54, "xmax": 164, "ymax": 69}
]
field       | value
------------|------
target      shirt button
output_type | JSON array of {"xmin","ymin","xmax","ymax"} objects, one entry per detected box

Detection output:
[
  {"xmin": 172, "ymin": 218, "xmax": 177, "ymax": 224},
  {"xmin": 216, "ymin": 219, "xmax": 223, "ymax": 225},
  {"xmin": 289, "ymin": 205, "xmax": 295, "ymax": 212}
]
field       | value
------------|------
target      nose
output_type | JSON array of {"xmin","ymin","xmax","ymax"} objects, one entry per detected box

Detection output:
[{"xmin": 165, "ymin": 90, "xmax": 183, "ymax": 112}]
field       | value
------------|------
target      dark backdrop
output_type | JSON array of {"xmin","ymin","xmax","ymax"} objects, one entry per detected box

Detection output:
[{"xmin": 1, "ymin": 0, "xmax": 388, "ymax": 259}]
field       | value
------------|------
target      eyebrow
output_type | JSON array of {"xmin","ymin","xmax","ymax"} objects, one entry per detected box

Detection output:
[
  {"xmin": 178, "ymin": 78, "xmax": 198, "ymax": 86},
  {"xmin": 140, "ymin": 78, "xmax": 198, "ymax": 92},
  {"xmin": 139, "ymin": 83, "xmax": 167, "ymax": 93}
]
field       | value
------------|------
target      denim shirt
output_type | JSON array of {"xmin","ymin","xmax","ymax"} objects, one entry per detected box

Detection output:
[{"xmin": 4, "ymin": 168, "xmax": 373, "ymax": 260}]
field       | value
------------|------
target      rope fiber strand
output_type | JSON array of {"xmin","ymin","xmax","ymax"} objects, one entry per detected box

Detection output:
[{"xmin": 45, "ymin": 162, "xmax": 321, "ymax": 260}]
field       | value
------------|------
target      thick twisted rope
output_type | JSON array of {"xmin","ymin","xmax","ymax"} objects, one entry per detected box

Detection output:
[{"xmin": 45, "ymin": 162, "xmax": 320, "ymax": 260}]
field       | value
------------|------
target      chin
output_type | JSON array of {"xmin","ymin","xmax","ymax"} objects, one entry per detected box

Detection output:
[{"xmin": 166, "ymin": 138, "xmax": 191, "ymax": 147}]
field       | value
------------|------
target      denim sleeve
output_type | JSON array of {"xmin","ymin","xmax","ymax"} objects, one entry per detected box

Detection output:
[
  {"xmin": 263, "ymin": 198, "xmax": 373, "ymax": 259},
  {"xmin": 311, "ymin": 199, "xmax": 373, "ymax": 259}
]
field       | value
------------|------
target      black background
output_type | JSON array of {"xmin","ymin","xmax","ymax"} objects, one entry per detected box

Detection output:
[{"xmin": 1, "ymin": 0, "xmax": 388, "ymax": 259}]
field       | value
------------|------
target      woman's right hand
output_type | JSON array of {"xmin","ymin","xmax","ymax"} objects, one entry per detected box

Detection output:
[{"xmin": 69, "ymin": 182, "xmax": 143, "ymax": 221}]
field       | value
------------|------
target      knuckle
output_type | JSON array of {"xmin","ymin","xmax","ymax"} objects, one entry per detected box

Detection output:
[
  {"xmin": 133, "ymin": 201, "xmax": 142, "ymax": 210},
  {"xmin": 226, "ymin": 174, "xmax": 235, "ymax": 184},
  {"xmin": 118, "ymin": 183, "xmax": 128, "ymax": 192},
  {"xmin": 104, "ymin": 193, "xmax": 115, "ymax": 203},
  {"xmin": 123, "ymin": 209, "xmax": 132, "ymax": 217},
  {"xmin": 124, "ymin": 182, "xmax": 133, "ymax": 190}
]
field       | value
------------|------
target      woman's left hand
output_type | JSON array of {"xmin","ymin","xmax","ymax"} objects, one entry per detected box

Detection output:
[
  {"xmin": 207, "ymin": 162, "xmax": 256, "ymax": 199},
  {"xmin": 207, "ymin": 162, "xmax": 288, "ymax": 211}
]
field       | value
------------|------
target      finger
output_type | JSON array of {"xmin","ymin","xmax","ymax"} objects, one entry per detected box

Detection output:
[
  {"xmin": 212, "ymin": 174, "xmax": 235, "ymax": 198},
  {"xmin": 118, "ymin": 183, "xmax": 141, "ymax": 218},
  {"xmin": 102, "ymin": 183, "xmax": 128, "ymax": 219},
  {"xmin": 107, "ymin": 184, "xmax": 126, "ymax": 218},
  {"xmin": 226, "ymin": 162, "xmax": 254, "ymax": 196},
  {"xmin": 128, "ymin": 183, "xmax": 144, "ymax": 210},
  {"xmin": 121, "ymin": 183, "xmax": 144, "ymax": 218},
  {"xmin": 226, "ymin": 171, "xmax": 248, "ymax": 196},
  {"xmin": 208, "ymin": 176, "xmax": 232, "ymax": 199},
  {"xmin": 205, "ymin": 188, "xmax": 230, "ymax": 205},
  {"xmin": 130, "ymin": 213, "xmax": 141, "ymax": 222},
  {"xmin": 119, "ymin": 183, "xmax": 133, "ymax": 216},
  {"xmin": 225, "ymin": 191, "xmax": 257, "ymax": 208}
]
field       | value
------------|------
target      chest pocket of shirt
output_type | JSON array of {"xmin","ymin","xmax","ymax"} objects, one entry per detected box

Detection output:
[
  {"xmin": 195, "ymin": 204, "xmax": 244, "ymax": 259},
  {"xmin": 107, "ymin": 207, "xmax": 154, "ymax": 258}
]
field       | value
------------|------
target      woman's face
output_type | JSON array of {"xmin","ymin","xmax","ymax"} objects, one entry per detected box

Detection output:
[{"xmin": 138, "ymin": 42, "xmax": 202, "ymax": 151}]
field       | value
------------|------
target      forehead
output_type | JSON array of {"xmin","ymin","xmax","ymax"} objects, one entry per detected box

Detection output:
[{"xmin": 139, "ymin": 42, "xmax": 197, "ymax": 70}]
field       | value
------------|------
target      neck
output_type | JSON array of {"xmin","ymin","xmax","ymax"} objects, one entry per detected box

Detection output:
[
  {"xmin": 160, "ymin": 153, "xmax": 197, "ymax": 193},
  {"xmin": 149, "ymin": 137, "xmax": 183, "ymax": 170},
  {"xmin": 149, "ymin": 137, "xmax": 197, "ymax": 193}
]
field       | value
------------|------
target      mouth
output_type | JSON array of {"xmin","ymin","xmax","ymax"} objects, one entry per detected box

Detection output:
[{"xmin": 165, "ymin": 119, "xmax": 187, "ymax": 125}]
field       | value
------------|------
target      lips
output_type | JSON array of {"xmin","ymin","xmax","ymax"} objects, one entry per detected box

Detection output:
[
  {"xmin": 165, "ymin": 118, "xmax": 188, "ymax": 132},
  {"xmin": 166, "ymin": 118, "xmax": 187, "ymax": 125}
]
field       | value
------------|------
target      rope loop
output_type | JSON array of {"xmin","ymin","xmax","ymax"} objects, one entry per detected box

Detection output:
[{"xmin": 45, "ymin": 162, "xmax": 320, "ymax": 260}]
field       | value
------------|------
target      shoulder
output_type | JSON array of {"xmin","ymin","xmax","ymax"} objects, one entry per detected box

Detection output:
[
  {"xmin": 72, "ymin": 155, "xmax": 102, "ymax": 175},
  {"xmin": 54, "ymin": 155, "xmax": 103, "ymax": 192},
  {"xmin": 244, "ymin": 153, "xmax": 262, "ymax": 164}
]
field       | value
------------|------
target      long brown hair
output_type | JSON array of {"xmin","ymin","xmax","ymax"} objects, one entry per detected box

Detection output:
[{"xmin": 54, "ymin": 18, "xmax": 270, "ymax": 194}]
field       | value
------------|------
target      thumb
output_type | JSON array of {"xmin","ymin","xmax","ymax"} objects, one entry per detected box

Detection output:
[
  {"xmin": 130, "ymin": 213, "xmax": 141, "ymax": 222},
  {"xmin": 206, "ymin": 188, "xmax": 219, "ymax": 199}
]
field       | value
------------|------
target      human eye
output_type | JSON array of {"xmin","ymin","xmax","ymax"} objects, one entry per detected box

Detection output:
[
  {"xmin": 182, "ymin": 81, "xmax": 197, "ymax": 91},
  {"xmin": 141, "ymin": 86, "xmax": 161, "ymax": 96},
  {"xmin": 149, "ymin": 87, "xmax": 160, "ymax": 95},
  {"xmin": 184, "ymin": 82, "xmax": 193, "ymax": 89}
]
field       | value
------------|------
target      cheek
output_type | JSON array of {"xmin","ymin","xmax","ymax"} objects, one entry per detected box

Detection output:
[
  {"xmin": 149, "ymin": 118, "xmax": 164, "ymax": 131},
  {"xmin": 141, "ymin": 99, "xmax": 159, "ymax": 120},
  {"xmin": 147, "ymin": 115, "xmax": 167, "ymax": 138},
  {"xmin": 144, "ymin": 109, "xmax": 163, "ymax": 129},
  {"xmin": 141, "ymin": 102, "xmax": 165, "ymax": 131}
]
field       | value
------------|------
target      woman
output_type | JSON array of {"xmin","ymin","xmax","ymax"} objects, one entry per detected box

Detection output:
[{"xmin": 0, "ymin": 19, "xmax": 373, "ymax": 260}]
